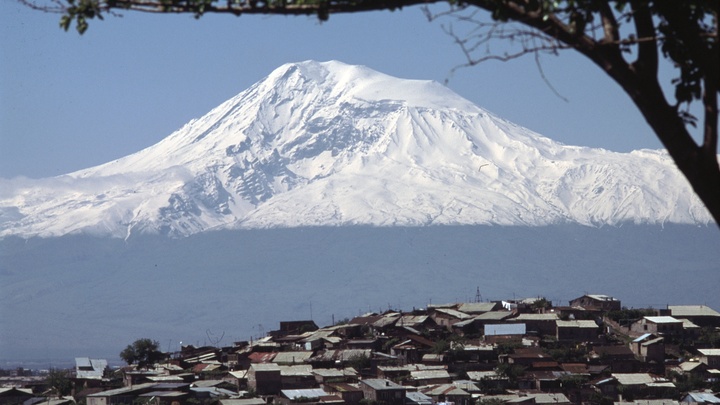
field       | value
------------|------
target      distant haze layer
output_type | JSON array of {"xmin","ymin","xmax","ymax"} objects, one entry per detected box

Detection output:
[{"xmin": 1, "ymin": 225, "xmax": 718, "ymax": 362}]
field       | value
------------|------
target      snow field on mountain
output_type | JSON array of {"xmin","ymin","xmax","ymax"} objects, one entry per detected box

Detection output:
[{"xmin": 0, "ymin": 60, "xmax": 713, "ymax": 239}]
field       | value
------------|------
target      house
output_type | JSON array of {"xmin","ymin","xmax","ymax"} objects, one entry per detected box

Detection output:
[
  {"xmin": 673, "ymin": 361, "xmax": 715, "ymax": 383},
  {"xmin": 429, "ymin": 307, "xmax": 474, "ymax": 329},
  {"xmin": 75, "ymin": 358, "xmax": 108, "ymax": 380},
  {"xmin": 404, "ymin": 391, "xmax": 433, "ymax": 405},
  {"xmin": 138, "ymin": 388, "xmax": 190, "ymax": 405},
  {"xmin": 503, "ymin": 348, "xmax": 552, "ymax": 367},
  {"xmin": 668, "ymin": 305, "xmax": 720, "ymax": 327},
  {"xmin": 452, "ymin": 311, "xmax": 513, "ymax": 336},
  {"xmin": 227, "ymin": 370, "xmax": 248, "ymax": 391},
  {"xmin": 454, "ymin": 342, "xmax": 497, "ymax": 362},
  {"xmin": 395, "ymin": 315, "xmax": 435, "ymax": 330},
  {"xmin": 86, "ymin": 383, "xmax": 158, "ymax": 405},
  {"xmin": 272, "ymin": 351, "xmax": 313, "ymax": 366},
  {"xmin": 408, "ymin": 369, "xmax": 452, "ymax": 386},
  {"xmin": 589, "ymin": 345, "xmax": 638, "ymax": 372},
  {"xmin": 631, "ymin": 316, "xmax": 684, "ymax": 338},
  {"xmin": 681, "ymin": 392, "xmax": 720, "ymax": 404},
  {"xmin": 311, "ymin": 368, "xmax": 358, "ymax": 386},
  {"xmin": 323, "ymin": 383, "xmax": 363, "ymax": 405},
  {"xmin": 307, "ymin": 349, "xmax": 372, "ymax": 369},
  {"xmin": 456, "ymin": 302, "xmax": 501, "ymax": 315},
  {"xmin": 569, "ymin": 295, "xmax": 621, "ymax": 311},
  {"xmin": 510, "ymin": 392, "xmax": 572, "ymax": 405},
  {"xmin": 421, "ymin": 384, "xmax": 472, "ymax": 405},
  {"xmin": 278, "ymin": 365, "xmax": 315, "ymax": 390},
  {"xmin": 510, "ymin": 314, "xmax": 559, "ymax": 337},
  {"xmin": 697, "ymin": 348, "xmax": 720, "ymax": 368},
  {"xmin": 0, "ymin": 388, "xmax": 34, "ymax": 405},
  {"xmin": 389, "ymin": 335, "xmax": 434, "ymax": 365},
  {"xmin": 247, "ymin": 363, "xmax": 281, "ymax": 395},
  {"xmin": 375, "ymin": 365, "xmax": 411, "ymax": 382},
  {"xmin": 523, "ymin": 370, "xmax": 574, "ymax": 392},
  {"xmin": 612, "ymin": 373, "xmax": 675, "ymax": 399},
  {"xmin": 274, "ymin": 321, "xmax": 319, "ymax": 337},
  {"xmin": 467, "ymin": 370, "xmax": 509, "ymax": 391},
  {"xmin": 358, "ymin": 379, "xmax": 406, "ymax": 405},
  {"xmin": 556, "ymin": 320, "xmax": 600, "ymax": 342},
  {"xmin": 277, "ymin": 388, "xmax": 341, "ymax": 405},
  {"xmin": 630, "ymin": 334, "xmax": 665, "ymax": 364}
]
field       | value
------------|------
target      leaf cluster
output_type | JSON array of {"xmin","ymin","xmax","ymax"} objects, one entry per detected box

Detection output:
[{"xmin": 119, "ymin": 338, "xmax": 166, "ymax": 369}]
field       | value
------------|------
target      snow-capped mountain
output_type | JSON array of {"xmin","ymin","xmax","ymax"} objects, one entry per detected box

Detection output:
[{"xmin": 0, "ymin": 60, "xmax": 712, "ymax": 238}]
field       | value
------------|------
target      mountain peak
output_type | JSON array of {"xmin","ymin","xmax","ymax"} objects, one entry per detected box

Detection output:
[{"xmin": 0, "ymin": 61, "xmax": 712, "ymax": 238}]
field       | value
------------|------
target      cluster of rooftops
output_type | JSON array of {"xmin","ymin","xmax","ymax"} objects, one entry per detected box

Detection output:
[{"xmin": 2, "ymin": 294, "xmax": 720, "ymax": 405}]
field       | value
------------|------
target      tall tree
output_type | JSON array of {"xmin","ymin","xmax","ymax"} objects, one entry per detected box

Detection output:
[
  {"xmin": 120, "ymin": 338, "xmax": 165, "ymax": 369},
  {"xmin": 21, "ymin": 0, "xmax": 720, "ymax": 225},
  {"xmin": 45, "ymin": 368, "xmax": 72, "ymax": 397}
]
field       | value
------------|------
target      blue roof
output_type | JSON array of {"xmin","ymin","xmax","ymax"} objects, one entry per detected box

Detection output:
[{"xmin": 484, "ymin": 323, "xmax": 526, "ymax": 336}]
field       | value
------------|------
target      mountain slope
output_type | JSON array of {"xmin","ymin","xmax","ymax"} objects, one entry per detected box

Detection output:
[{"xmin": 0, "ymin": 60, "xmax": 712, "ymax": 238}]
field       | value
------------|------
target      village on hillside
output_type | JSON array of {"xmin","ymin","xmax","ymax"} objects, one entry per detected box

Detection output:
[{"xmin": 2, "ymin": 294, "xmax": 720, "ymax": 405}]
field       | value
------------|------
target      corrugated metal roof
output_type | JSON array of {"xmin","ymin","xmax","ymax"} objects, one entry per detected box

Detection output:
[
  {"xmin": 467, "ymin": 371, "xmax": 501, "ymax": 381},
  {"xmin": 641, "ymin": 337, "xmax": 664, "ymax": 346},
  {"xmin": 556, "ymin": 320, "xmax": 598, "ymax": 328},
  {"xmin": 685, "ymin": 392, "xmax": 720, "ymax": 403},
  {"xmin": 250, "ymin": 363, "xmax": 280, "ymax": 371},
  {"xmin": 612, "ymin": 373, "xmax": 658, "ymax": 385},
  {"xmin": 272, "ymin": 351, "xmax": 313, "ymax": 364},
  {"xmin": 219, "ymin": 399, "xmax": 266, "ymax": 405},
  {"xmin": 139, "ymin": 391, "xmax": 188, "ymax": 398},
  {"xmin": 360, "ymin": 379, "xmax": 404, "ymax": 390},
  {"xmin": 529, "ymin": 393, "xmax": 571, "ymax": 404},
  {"xmin": 452, "ymin": 380, "xmax": 481, "ymax": 392},
  {"xmin": 248, "ymin": 352, "xmax": 276, "ymax": 363},
  {"xmin": 422, "ymin": 384, "xmax": 469, "ymax": 396},
  {"xmin": 228, "ymin": 370, "xmax": 248, "ymax": 379},
  {"xmin": 281, "ymin": 388, "xmax": 328, "ymax": 400},
  {"xmin": 75, "ymin": 358, "xmax": 108, "ymax": 379},
  {"xmin": 632, "ymin": 333, "xmax": 654, "ymax": 342},
  {"xmin": 457, "ymin": 302, "xmax": 498, "ymax": 314},
  {"xmin": 476, "ymin": 311, "xmax": 512, "ymax": 320},
  {"xmin": 279, "ymin": 365, "xmax": 313, "ymax": 376},
  {"xmin": 514, "ymin": 313, "xmax": 559, "ymax": 321},
  {"xmin": 373, "ymin": 313, "xmax": 401, "ymax": 328},
  {"xmin": 147, "ymin": 376, "xmax": 185, "ymax": 382},
  {"xmin": 397, "ymin": 315, "xmax": 429, "ymax": 327},
  {"xmin": 87, "ymin": 383, "xmax": 157, "ymax": 397},
  {"xmin": 433, "ymin": 308, "xmax": 473, "ymax": 319},
  {"xmin": 410, "ymin": 369, "xmax": 450, "ymax": 380},
  {"xmin": 582, "ymin": 294, "xmax": 618, "ymax": 302},
  {"xmin": 644, "ymin": 316, "xmax": 681, "ymax": 324},
  {"xmin": 405, "ymin": 391, "xmax": 433, "ymax": 405},
  {"xmin": 75, "ymin": 357, "xmax": 92, "ymax": 368},
  {"xmin": 669, "ymin": 305, "xmax": 720, "ymax": 318},
  {"xmin": 484, "ymin": 323, "xmax": 526, "ymax": 336},
  {"xmin": 312, "ymin": 368, "xmax": 358, "ymax": 378},
  {"xmin": 698, "ymin": 348, "xmax": 720, "ymax": 356}
]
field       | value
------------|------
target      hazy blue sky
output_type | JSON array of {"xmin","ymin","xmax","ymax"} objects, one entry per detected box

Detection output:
[{"xmin": 1, "ymin": 1, "xmax": 676, "ymax": 179}]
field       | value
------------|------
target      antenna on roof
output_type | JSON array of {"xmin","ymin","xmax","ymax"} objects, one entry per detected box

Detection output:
[{"xmin": 475, "ymin": 287, "xmax": 482, "ymax": 303}]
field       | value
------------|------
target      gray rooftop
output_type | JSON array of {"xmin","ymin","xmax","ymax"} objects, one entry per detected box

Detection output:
[
  {"xmin": 669, "ymin": 305, "xmax": 720, "ymax": 317},
  {"xmin": 361, "ymin": 379, "xmax": 405, "ymax": 390}
]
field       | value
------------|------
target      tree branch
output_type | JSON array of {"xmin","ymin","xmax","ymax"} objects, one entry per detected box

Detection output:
[{"xmin": 629, "ymin": 0, "xmax": 658, "ymax": 78}]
